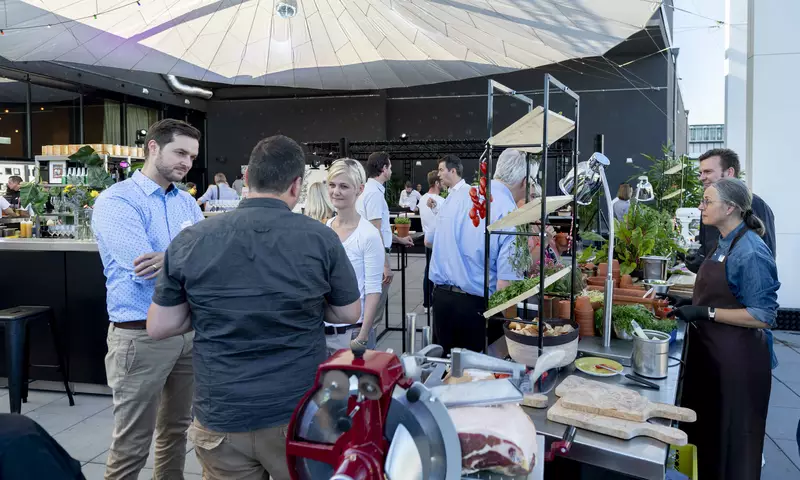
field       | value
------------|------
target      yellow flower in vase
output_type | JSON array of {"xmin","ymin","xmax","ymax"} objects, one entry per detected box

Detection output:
[{"xmin": 90, "ymin": 190, "xmax": 100, "ymax": 198}]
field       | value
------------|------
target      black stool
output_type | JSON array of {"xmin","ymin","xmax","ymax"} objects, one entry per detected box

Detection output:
[{"xmin": 0, "ymin": 306, "xmax": 74, "ymax": 413}]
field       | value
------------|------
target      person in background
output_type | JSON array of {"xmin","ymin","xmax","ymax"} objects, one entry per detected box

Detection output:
[
  {"xmin": 304, "ymin": 181, "xmax": 335, "ymax": 224},
  {"xmin": 92, "ymin": 119, "xmax": 204, "ymax": 479},
  {"xmin": 197, "ymin": 172, "xmax": 240, "ymax": 210},
  {"xmin": 416, "ymin": 183, "xmax": 423, "ymax": 195},
  {"xmin": 231, "ymin": 174, "xmax": 245, "ymax": 196},
  {"xmin": 419, "ymin": 170, "xmax": 445, "ymax": 314},
  {"xmin": 147, "ymin": 135, "xmax": 361, "ymax": 480},
  {"xmin": 399, "ymin": 180, "xmax": 422, "ymax": 211},
  {"xmin": 0, "ymin": 196, "xmax": 21, "ymax": 217},
  {"xmin": 669, "ymin": 178, "xmax": 779, "ymax": 480},
  {"xmin": 185, "ymin": 182, "xmax": 198, "ymax": 197},
  {"xmin": 428, "ymin": 152, "xmax": 524, "ymax": 354},
  {"xmin": 325, "ymin": 159, "xmax": 384, "ymax": 353},
  {"xmin": 357, "ymin": 152, "xmax": 414, "ymax": 330},
  {"xmin": 3, "ymin": 175, "xmax": 22, "ymax": 205},
  {"xmin": 687, "ymin": 148, "xmax": 775, "ymax": 272},
  {"xmin": 612, "ymin": 184, "xmax": 632, "ymax": 222},
  {"xmin": 515, "ymin": 180, "xmax": 563, "ymax": 268}
]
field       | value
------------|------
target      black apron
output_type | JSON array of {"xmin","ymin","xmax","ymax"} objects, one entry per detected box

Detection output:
[{"xmin": 681, "ymin": 227, "xmax": 771, "ymax": 480}]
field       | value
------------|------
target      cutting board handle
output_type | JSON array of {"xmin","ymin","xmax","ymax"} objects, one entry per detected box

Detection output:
[{"xmin": 646, "ymin": 403, "xmax": 697, "ymax": 422}]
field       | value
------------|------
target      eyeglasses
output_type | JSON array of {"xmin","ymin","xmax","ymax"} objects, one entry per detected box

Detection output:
[{"xmin": 700, "ymin": 199, "xmax": 729, "ymax": 208}]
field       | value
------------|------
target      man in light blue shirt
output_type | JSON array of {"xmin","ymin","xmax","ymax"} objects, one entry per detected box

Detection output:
[
  {"xmin": 428, "ymin": 151, "xmax": 528, "ymax": 354},
  {"xmin": 92, "ymin": 119, "xmax": 204, "ymax": 480},
  {"xmin": 197, "ymin": 172, "xmax": 240, "ymax": 210}
]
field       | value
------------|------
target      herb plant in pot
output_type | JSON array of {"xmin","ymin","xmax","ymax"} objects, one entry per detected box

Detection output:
[{"xmin": 394, "ymin": 216, "xmax": 411, "ymax": 237}]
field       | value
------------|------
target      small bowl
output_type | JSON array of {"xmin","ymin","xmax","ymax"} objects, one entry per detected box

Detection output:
[{"xmin": 643, "ymin": 280, "xmax": 673, "ymax": 296}]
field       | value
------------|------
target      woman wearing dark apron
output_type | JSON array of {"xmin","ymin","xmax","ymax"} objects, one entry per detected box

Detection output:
[{"xmin": 669, "ymin": 178, "xmax": 780, "ymax": 480}]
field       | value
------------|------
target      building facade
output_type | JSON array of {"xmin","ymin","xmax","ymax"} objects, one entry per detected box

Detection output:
[{"xmin": 688, "ymin": 124, "xmax": 725, "ymax": 158}]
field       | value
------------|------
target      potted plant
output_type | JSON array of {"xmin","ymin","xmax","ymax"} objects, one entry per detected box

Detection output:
[{"xmin": 394, "ymin": 215, "xmax": 411, "ymax": 237}]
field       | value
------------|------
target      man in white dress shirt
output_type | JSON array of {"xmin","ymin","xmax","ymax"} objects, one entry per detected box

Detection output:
[
  {"xmin": 356, "ymin": 152, "xmax": 414, "ymax": 330},
  {"xmin": 419, "ymin": 170, "xmax": 445, "ymax": 312},
  {"xmin": 399, "ymin": 181, "xmax": 422, "ymax": 211}
]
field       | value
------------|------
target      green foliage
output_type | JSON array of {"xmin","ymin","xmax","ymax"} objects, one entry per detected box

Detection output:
[
  {"xmin": 488, "ymin": 276, "xmax": 541, "ymax": 309},
  {"xmin": 631, "ymin": 145, "xmax": 703, "ymax": 215},
  {"xmin": 19, "ymin": 182, "xmax": 49, "ymax": 216},
  {"xmin": 594, "ymin": 304, "xmax": 677, "ymax": 335},
  {"xmin": 593, "ymin": 204, "xmax": 684, "ymax": 275},
  {"xmin": 384, "ymin": 175, "xmax": 401, "ymax": 206},
  {"xmin": 87, "ymin": 168, "xmax": 114, "ymax": 189},
  {"xmin": 394, "ymin": 216, "xmax": 411, "ymax": 224},
  {"xmin": 68, "ymin": 145, "xmax": 104, "ymax": 167},
  {"xmin": 510, "ymin": 224, "xmax": 533, "ymax": 277},
  {"xmin": 576, "ymin": 245, "xmax": 596, "ymax": 264}
]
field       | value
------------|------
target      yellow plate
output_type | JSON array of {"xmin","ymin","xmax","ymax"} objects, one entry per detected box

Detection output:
[{"xmin": 574, "ymin": 357, "xmax": 624, "ymax": 377}]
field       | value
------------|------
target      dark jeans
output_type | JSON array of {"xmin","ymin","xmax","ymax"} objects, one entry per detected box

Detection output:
[
  {"xmin": 0, "ymin": 414, "xmax": 84, "ymax": 479},
  {"xmin": 423, "ymin": 247, "xmax": 433, "ymax": 308},
  {"xmin": 431, "ymin": 287, "xmax": 502, "ymax": 355}
]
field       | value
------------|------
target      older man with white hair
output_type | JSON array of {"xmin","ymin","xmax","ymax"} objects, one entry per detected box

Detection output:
[{"xmin": 428, "ymin": 149, "xmax": 530, "ymax": 354}]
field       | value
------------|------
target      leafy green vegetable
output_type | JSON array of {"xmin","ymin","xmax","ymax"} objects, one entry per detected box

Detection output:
[
  {"xmin": 576, "ymin": 245, "xmax": 596, "ymax": 264},
  {"xmin": 594, "ymin": 304, "xmax": 677, "ymax": 336},
  {"xmin": 510, "ymin": 224, "xmax": 533, "ymax": 277},
  {"xmin": 488, "ymin": 276, "xmax": 541, "ymax": 309}
]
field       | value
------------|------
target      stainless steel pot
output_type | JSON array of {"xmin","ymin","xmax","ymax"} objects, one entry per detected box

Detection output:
[
  {"xmin": 632, "ymin": 329, "xmax": 670, "ymax": 379},
  {"xmin": 640, "ymin": 256, "xmax": 669, "ymax": 281}
]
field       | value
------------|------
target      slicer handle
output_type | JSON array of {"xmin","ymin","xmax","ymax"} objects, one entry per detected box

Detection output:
[{"xmin": 544, "ymin": 426, "xmax": 576, "ymax": 462}]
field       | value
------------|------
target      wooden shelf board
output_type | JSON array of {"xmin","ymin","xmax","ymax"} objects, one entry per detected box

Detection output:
[
  {"xmin": 483, "ymin": 266, "xmax": 572, "ymax": 318},
  {"xmin": 487, "ymin": 195, "xmax": 572, "ymax": 232}
]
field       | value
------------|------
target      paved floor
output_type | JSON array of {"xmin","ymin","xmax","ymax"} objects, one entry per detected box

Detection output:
[{"xmin": 2, "ymin": 253, "xmax": 798, "ymax": 479}]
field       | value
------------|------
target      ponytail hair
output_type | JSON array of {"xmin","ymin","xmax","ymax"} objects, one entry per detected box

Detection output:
[
  {"xmin": 713, "ymin": 178, "xmax": 766, "ymax": 237},
  {"xmin": 743, "ymin": 209, "xmax": 766, "ymax": 237}
]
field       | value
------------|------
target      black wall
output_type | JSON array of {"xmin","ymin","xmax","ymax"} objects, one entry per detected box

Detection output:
[{"xmin": 207, "ymin": 53, "xmax": 673, "ymax": 198}]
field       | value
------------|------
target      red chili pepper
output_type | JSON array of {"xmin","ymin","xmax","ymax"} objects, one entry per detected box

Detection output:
[
  {"xmin": 479, "ymin": 185, "xmax": 486, "ymax": 196},
  {"xmin": 469, "ymin": 207, "xmax": 478, "ymax": 220},
  {"xmin": 478, "ymin": 206, "xmax": 486, "ymax": 219},
  {"xmin": 480, "ymin": 177, "xmax": 487, "ymax": 190},
  {"xmin": 471, "ymin": 216, "xmax": 480, "ymax": 227},
  {"xmin": 480, "ymin": 162, "xmax": 487, "ymax": 174},
  {"xmin": 469, "ymin": 187, "xmax": 478, "ymax": 199}
]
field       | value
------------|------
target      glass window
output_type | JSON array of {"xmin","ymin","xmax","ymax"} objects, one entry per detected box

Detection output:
[
  {"xmin": 0, "ymin": 76, "xmax": 28, "ymax": 159},
  {"xmin": 31, "ymin": 83, "xmax": 80, "ymax": 156},
  {"xmin": 126, "ymin": 104, "xmax": 158, "ymax": 147},
  {"xmin": 83, "ymin": 92, "xmax": 122, "ymax": 145}
]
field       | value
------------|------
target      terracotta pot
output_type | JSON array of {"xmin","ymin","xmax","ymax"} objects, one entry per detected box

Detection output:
[
  {"xmin": 598, "ymin": 261, "xmax": 621, "ymax": 280},
  {"xmin": 574, "ymin": 296, "xmax": 595, "ymax": 337},
  {"xmin": 541, "ymin": 296, "xmax": 555, "ymax": 318},
  {"xmin": 394, "ymin": 223, "xmax": 410, "ymax": 237},
  {"xmin": 557, "ymin": 300, "xmax": 571, "ymax": 320},
  {"xmin": 619, "ymin": 274, "xmax": 633, "ymax": 288},
  {"xmin": 504, "ymin": 306, "xmax": 517, "ymax": 319}
]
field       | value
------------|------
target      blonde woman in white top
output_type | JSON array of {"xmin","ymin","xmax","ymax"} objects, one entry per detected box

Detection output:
[
  {"xmin": 325, "ymin": 159, "xmax": 385, "ymax": 353},
  {"xmin": 304, "ymin": 181, "xmax": 334, "ymax": 224}
]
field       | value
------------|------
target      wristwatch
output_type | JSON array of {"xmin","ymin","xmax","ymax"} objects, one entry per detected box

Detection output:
[{"xmin": 708, "ymin": 307, "xmax": 716, "ymax": 322}]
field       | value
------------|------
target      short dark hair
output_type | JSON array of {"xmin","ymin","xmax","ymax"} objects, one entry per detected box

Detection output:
[
  {"xmin": 438, "ymin": 154, "xmax": 463, "ymax": 177},
  {"xmin": 365, "ymin": 152, "xmax": 391, "ymax": 178},
  {"xmin": 699, "ymin": 148, "xmax": 740, "ymax": 177},
  {"xmin": 144, "ymin": 119, "xmax": 201, "ymax": 160},
  {"xmin": 427, "ymin": 170, "xmax": 439, "ymax": 187},
  {"xmin": 8, "ymin": 175, "xmax": 22, "ymax": 184},
  {"xmin": 247, "ymin": 135, "xmax": 306, "ymax": 194},
  {"xmin": 404, "ymin": 180, "xmax": 412, "ymax": 188}
]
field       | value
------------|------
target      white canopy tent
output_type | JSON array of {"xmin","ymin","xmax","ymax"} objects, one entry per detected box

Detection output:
[{"xmin": 0, "ymin": 0, "xmax": 659, "ymax": 89}]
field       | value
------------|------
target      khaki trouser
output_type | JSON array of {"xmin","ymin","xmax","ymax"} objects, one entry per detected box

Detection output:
[
  {"xmin": 104, "ymin": 324, "xmax": 194, "ymax": 480},
  {"xmin": 325, "ymin": 325, "xmax": 377, "ymax": 356},
  {"xmin": 188, "ymin": 418, "xmax": 290, "ymax": 480}
]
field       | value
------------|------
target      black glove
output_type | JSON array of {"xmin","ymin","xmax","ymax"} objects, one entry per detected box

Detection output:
[
  {"xmin": 668, "ymin": 305, "xmax": 710, "ymax": 323},
  {"xmin": 666, "ymin": 294, "xmax": 692, "ymax": 308},
  {"xmin": 684, "ymin": 251, "xmax": 704, "ymax": 274}
]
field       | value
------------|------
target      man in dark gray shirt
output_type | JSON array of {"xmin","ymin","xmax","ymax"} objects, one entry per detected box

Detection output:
[
  {"xmin": 687, "ymin": 148, "xmax": 776, "ymax": 272},
  {"xmin": 146, "ymin": 135, "xmax": 361, "ymax": 480}
]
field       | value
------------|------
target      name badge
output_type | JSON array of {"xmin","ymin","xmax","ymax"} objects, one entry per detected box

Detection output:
[{"xmin": 180, "ymin": 220, "xmax": 193, "ymax": 230}]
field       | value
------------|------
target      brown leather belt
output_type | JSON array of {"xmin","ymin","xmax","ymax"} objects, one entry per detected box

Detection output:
[{"xmin": 113, "ymin": 320, "xmax": 147, "ymax": 330}]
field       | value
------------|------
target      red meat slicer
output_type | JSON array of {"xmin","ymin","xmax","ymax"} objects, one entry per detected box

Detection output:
[{"xmin": 285, "ymin": 344, "xmax": 566, "ymax": 480}]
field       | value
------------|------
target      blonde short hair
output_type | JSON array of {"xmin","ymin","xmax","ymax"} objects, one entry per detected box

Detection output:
[
  {"xmin": 327, "ymin": 158, "xmax": 366, "ymax": 188},
  {"xmin": 304, "ymin": 181, "xmax": 334, "ymax": 223}
]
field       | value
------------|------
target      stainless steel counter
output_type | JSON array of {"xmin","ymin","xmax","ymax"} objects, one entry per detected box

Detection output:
[
  {"xmin": 0, "ymin": 238, "xmax": 98, "ymax": 252},
  {"xmin": 491, "ymin": 322, "xmax": 688, "ymax": 480}
]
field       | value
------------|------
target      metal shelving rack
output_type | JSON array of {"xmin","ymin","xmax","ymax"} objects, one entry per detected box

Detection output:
[{"xmin": 482, "ymin": 74, "xmax": 580, "ymax": 356}]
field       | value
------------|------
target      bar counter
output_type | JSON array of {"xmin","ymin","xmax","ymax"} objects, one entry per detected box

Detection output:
[
  {"xmin": 0, "ymin": 238, "xmax": 108, "ymax": 388},
  {"xmin": 490, "ymin": 323, "xmax": 688, "ymax": 480}
]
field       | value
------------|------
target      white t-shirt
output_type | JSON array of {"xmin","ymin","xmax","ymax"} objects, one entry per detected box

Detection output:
[
  {"xmin": 356, "ymin": 178, "xmax": 391, "ymax": 248},
  {"xmin": 419, "ymin": 192, "xmax": 445, "ymax": 244},
  {"xmin": 0, "ymin": 197, "xmax": 9, "ymax": 211},
  {"xmin": 399, "ymin": 189, "xmax": 422, "ymax": 211},
  {"xmin": 325, "ymin": 216, "xmax": 385, "ymax": 327}
]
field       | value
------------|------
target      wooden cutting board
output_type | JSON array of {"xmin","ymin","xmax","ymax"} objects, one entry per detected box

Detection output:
[
  {"xmin": 555, "ymin": 375, "xmax": 696, "ymax": 423},
  {"xmin": 547, "ymin": 399, "xmax": 688, "ymax": 445}
]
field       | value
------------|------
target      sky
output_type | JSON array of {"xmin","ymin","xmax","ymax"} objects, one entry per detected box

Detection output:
[{"xmin": 672, "ymin": 0, "xmax": 726, "ymax": 125}]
